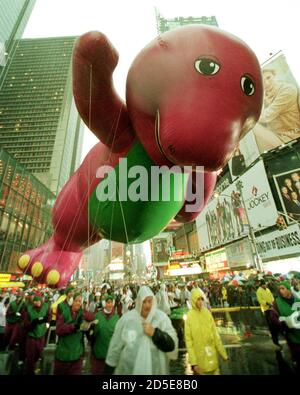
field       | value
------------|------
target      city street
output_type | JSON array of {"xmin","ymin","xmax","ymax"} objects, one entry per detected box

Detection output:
[{"xmin": 29, "ymin": 333, "xmax": 293, "ymax": 375}]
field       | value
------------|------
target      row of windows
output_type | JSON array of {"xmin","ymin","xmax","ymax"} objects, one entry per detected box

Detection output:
[
  {"xmin": 0, "ymin": 149, "xmax": 55, "ymax": 194},
  {"xmin": 2, "ymin": 90, "xmax": 65, "ymax": 96},
  {"xmin": 7, "ymin": 73, "xmax": 67, "ymax": 81},
  {"xmin": 0, "ymin": 108, "xmax": 62, "ymax": 115},
  {"xmin": 1, "ymin": 138, "xmax": 55, "ymax": 144},
  {"xmin": 1, "ymin": 195, "xmax": 52, "ymax": 223},
  {"xmin": 0, "ymin": 113, "xmax": 61, "ymax": 120},
  {"xmin": 2, "ymin": 157, "xmax": 52, "ymax": 166},
  {"xmin": 0, "ymin": 175, "xmax": 52, "ymax": 201},
  {"xmin": 1, "ymin": 77, "xmax": 68, "ymax": 85},
  {"xmin": 1, "ymin": 85, "xmax": 66, "ymax": 93},
  {"xmin": 2, "ymin": 100, "xmax": 62, "ymax": 108},
  {"xmin": 1, "ymin": 137, "xmax": 56, "ymax": 143},
  {"xmin": 1, "ymin": 77, "xmax": 66, "ymax": 82},
  {"xmin": 3, "ymin": 142, "xmax": 55, "ymax": 149},
  {"xmin": 10, "ymin": 153, "xmax": 53, "ymax": 159},
  {"xmin": 0, "ymin": 121, "xmax": 59, "ymax": 128},
  {"xmin": 1, "ymin": 138, "xmax": 56, "ymax": 144},
  {"xmin": 0, "ymin": 122, "xmax": 61, "ymax": 128},
  {"xmin": 13, "ymin": 151, "xmax": 53, "ymax": 158},
  {"xmin": 2, "ymin": 96, "xmax": 64, "ymax": 102},
  {"xmin": 0, "ymin": 125, "xmax": 59, "ymax": 132},
  {"xmin": 6, "ymin": 72, "xmax": 69, "ymax": 81}
]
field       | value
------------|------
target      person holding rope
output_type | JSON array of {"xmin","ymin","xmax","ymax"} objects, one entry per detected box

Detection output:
[{"xmin": 23, "ymin": 292, "xmax": 51, "ymax": 375}]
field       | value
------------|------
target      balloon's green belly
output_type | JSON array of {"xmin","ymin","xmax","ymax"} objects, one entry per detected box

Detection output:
[{"xmin": 88, "ymin": 142, "xmax": 188, "ymax": 243}]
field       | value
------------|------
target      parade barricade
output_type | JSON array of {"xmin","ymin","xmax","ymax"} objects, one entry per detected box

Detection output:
[{"xmin": 170, "ymin": 306, "xmax": 267, "ymax": 347}]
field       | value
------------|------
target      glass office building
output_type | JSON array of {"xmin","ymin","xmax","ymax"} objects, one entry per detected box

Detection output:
[
  {"xmin": 0, "ymin": 147, "xmax": 54, "ymax": 272},
  {"xmin": 0, "ymin": 36, "xmax": 84, "ymax": 194},
  {"xmin": 0, "ymin": 0, "xmax": 36, "ymax": 88}
]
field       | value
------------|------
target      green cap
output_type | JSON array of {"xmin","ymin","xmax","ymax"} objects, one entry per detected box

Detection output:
[
  {"xmin": 66, "ymin": 286, "xmax": 74, "ymax": 295},
  {"xmin": 279, "ymin": 280, "xmax": 291, "ymax": 291},
  {"xmin": 33, "ymin": 292, "xmax": 43, "ymax": 301}
]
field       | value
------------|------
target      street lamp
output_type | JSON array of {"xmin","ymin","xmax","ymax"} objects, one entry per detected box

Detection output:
[{"xmin": 214, "ymin": 184, "xmax": 264, "ymax": 272}]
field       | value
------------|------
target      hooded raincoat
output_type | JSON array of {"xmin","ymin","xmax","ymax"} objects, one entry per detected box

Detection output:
[
  {"xmin": 156, "ymin": 284, "xmax": 171, "ymax": 315},
  {"xmin": 105, "ymin": 286, "xmax": 178, "ymax": 375},
  {"xmin": 184, "ymin": 288, "xmax": 227, "ymax": 374}
]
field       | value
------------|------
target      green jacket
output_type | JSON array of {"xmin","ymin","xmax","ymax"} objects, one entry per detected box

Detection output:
[
  {"xmin": 55, "ymin": 302, "xmax": 84, "ymax": 362},
  {"xmin": 27, "ymin": 303, "xmax": 49, "ymax": 339},
  {"xmin": 92, "ymin": 310, "xmax": 119, "ymax": 360},
  {"xmin": 276, "ymin": 295, "xmax": 300, "ymax": 345},
  {"xmin": 6, "ymin": 301, "xmax": 24, "ymax": 324}
]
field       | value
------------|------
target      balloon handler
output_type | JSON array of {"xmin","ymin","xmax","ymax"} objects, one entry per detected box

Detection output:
[
  {"xmin": 23, "ymin": 292, "xmax": 51, "ymax": 375},
  {"xmin": 54, "ymin": 293, "xmax": 95, "ymax": 375},
  {"xmin": 18, "ymin": 25, "xmax": 263, "ymax": 287}
]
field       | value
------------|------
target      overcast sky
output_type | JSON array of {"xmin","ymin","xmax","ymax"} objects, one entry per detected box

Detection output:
[{"xmin": 23, "ymin": 0, "xmax": 300, "ymax": 161}]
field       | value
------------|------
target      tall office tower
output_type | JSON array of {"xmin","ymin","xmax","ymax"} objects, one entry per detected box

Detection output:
[
  {"xmin": 0, "ymin": 0, "xmax": 36, "ymax": 88},
  {"xmin": 155, "ymin": 10, "xmax": 218, "ymax": 34},
  {"xmin": 0, "ymin": 36, "xmax": 84, "ymax": 195}
]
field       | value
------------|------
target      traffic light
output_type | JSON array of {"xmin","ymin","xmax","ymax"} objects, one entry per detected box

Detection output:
[{"xmin": 276, "ymin": 215, "xmax": 287, "ymax": 230}]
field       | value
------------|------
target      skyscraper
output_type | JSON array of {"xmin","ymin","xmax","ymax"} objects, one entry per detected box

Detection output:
[
  {"xmin": 0, "ymin": 36, "xmax": 84, "ymax": 194},
  {"xmin": 156, "ymin": 10, "xmax": 218, "ymax": 34},
  {"xmin": 0, "ymin": 0, "xmax": 36, "ymax": 88}
]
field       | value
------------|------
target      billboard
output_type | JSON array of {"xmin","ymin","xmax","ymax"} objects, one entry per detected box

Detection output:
[
  {"xmin": 256, "ymin": 223, "xmax": 300, "ymax": 260},
  {"xmin": 204, "ymin": 248, "xmax": 229, "ymax": 272},
  {"xmin": 225, "ymin": 239, "xmax": 254, "ymax": 269},
  {"xmin": 229, "ymin": 131, "xmax": 260, "ymax": 180},
  {"xmin": 273, "ymin": 168, "xmax": 300, "ymax": 222},
  {"xmin": 241, "ymin": 160, "xmax": 278, "ymax": 229},
  {"xmin": 152, "ymin": 233, "xmax": 172, "ymax": 264},
  {"xmin": 111, "ymin": 241, "xmax": 124, "ymax": 260},
  {"xmin": 229, "ymin": 53, "xmax": 300, "ymax": 180},
  {"xmin": 197, "ymin": 160, "xmax": 277, "ymax": 251},
  {"xmin": 196, "ymin": 181, "xmax": 249, "ymax": 251}
]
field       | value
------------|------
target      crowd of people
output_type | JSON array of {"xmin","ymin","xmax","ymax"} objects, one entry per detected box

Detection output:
[{"xmin": 0, "ymin": 270, "xmax": 299, "ymax": 375}]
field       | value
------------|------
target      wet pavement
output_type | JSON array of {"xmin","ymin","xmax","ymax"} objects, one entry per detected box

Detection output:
[
  {"xmin": 2, "ymin": 308, "xmax": 297, "ymax": 375},
  {"xmin": 170, "ymin": 335, "xmax": 295, "ymax": 375},
  {"xmin": 37, "ymin": 332, "xmax": 295, "ymax": 376}
]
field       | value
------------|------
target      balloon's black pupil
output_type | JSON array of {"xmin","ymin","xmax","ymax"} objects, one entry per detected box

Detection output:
[
  {"xmin": 244, "ymin": 78, "xmax": 253, "ymax": 94},
  {"xmin": 201, "ymin": 60, "xmax": 215, "ymax": 74}
]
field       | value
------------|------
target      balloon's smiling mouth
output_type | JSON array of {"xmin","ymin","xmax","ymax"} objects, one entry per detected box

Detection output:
[{"xmin": 155, "ymin": 109, "xmax": 177, "ymax": 165}]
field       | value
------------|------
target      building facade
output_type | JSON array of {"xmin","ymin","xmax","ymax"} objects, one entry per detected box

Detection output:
[
  {"xmin": 0, "ymin": 147, "xmax": 54, "ymax": 272},
  {"xmin": 156, "ymin": 11, "xmax": 218, "ymax": 33},
  {"xmin": 196, "ymin": 52, "xmax": 300, "ymax": 276},
  {"xmin": 0, "ymin": 36, "xmax": 84, "ymax": 195},
  {"xmin": 0, "ymin": 0, "xmax": 36, "ymax": 88}
]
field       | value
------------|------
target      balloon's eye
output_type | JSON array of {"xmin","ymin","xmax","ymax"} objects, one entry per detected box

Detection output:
[
  {"xmin": 241, "ymin": 75, "xmax": 255, "ymax": 96},
  {"xmin": 194, "ymin": 58, "xmax": 220, "ymax": 76}
]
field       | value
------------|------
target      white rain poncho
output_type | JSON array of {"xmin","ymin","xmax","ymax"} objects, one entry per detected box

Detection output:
[
  {"xmin": 156, "ymin": 284, "xmax": 171, "ymax": 316},
  {"xmin": 105, "ymin": 285, "xmax": 178, "ymax": 375}
]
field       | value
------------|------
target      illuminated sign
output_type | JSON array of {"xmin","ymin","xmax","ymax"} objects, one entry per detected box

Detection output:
[
  {"xmin": 205, "ymin": 248, "xmax": 229, "ymax": 271},
  {"xmin": 167, "ymin": 264, "xmax": 202, "ymax": 276},
  {"xmin": 0, "ymin": 273, "xmax": 11, "ymax": 282},
  {"xmin": 109, "ymin": 272, "xmax": 124, "ymax": 280},
  {"xmin": 108, "ymin": 263, "xmax": 124, "ymax": 271}
]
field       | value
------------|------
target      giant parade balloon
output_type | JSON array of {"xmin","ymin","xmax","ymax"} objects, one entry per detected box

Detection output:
[{"xmin": 18, "ymin": 25, "xmax": 263, "ymax": 287}]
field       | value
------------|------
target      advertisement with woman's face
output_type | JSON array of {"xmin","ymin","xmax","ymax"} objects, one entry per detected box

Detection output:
[{"xmin": 228, "ymin": 53, "xmax": 300, "ymax": 180}]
